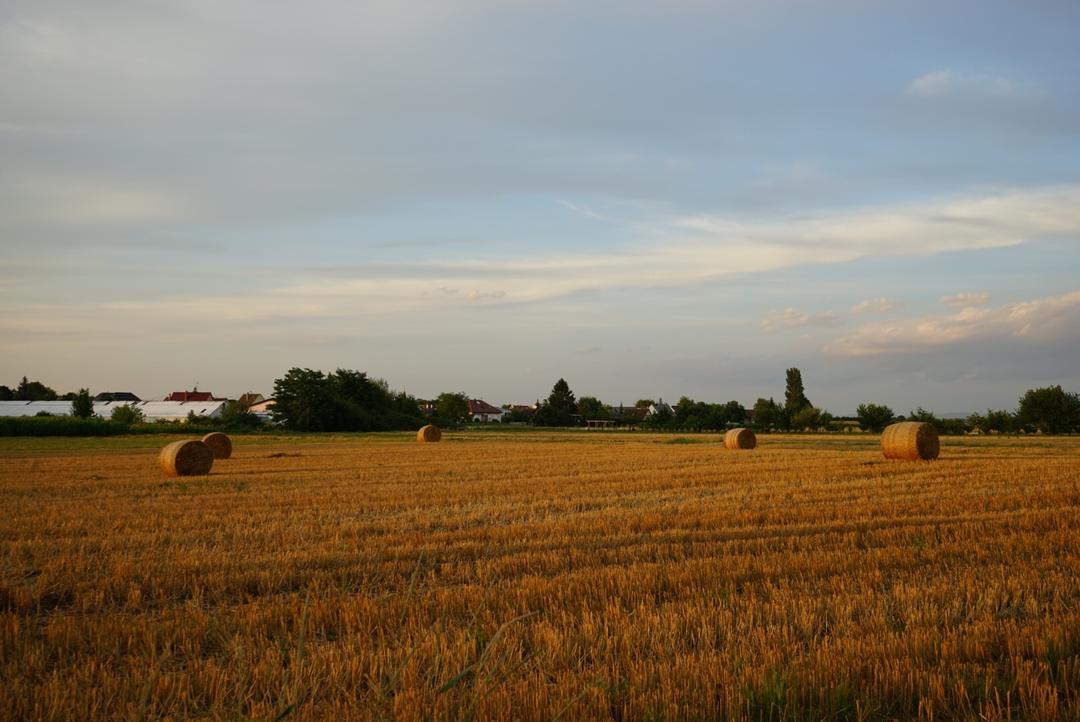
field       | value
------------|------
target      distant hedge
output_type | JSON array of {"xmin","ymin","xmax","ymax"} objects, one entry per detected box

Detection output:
[{"xmin": 0, "ymin": 416, "xmax": 129, "ymax": 437}]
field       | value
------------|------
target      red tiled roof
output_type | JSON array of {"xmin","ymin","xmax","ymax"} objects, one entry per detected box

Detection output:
[
  {"xmin": 468, "ymin": 399, "xmax": 505, "ymax": 415},
  {"xmin": 165, "ymin": 390, "xmax": 217, "ymax": 402}
]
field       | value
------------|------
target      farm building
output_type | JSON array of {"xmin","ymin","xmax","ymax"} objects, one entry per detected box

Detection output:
[
  {"xmin": 237, "ymin": 392, "xmax": 266, "ymax": 408},
  {"xmin": 136, "ymin": 401, "xmax": 227, "ymax": 421},
  {"xmin": 0, "ymin": 400, "xmax": 227, "ymax": 422},
  {"xmin": 606, "ymin": 405, "xmax": 650, "ymax": 423},
  {"xmin": 94, "ymin": 391, "xmax": 141, "ymax": 402},
  {"xmin": 247, "ymin": 398, "xmax": 276, "ymax": 422},
  {"xmin": 0, "ymin": 401, "xmax": 82, "ymax": 417}
]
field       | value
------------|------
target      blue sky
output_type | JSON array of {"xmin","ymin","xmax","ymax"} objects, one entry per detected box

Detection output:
[{"xmin": 1, "ymin": 0, "xmax": 1078, "ymax": 414}]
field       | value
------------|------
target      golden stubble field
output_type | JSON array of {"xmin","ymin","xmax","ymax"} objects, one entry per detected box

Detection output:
[{"xmin": 1, "ymin": 432, "xmax": 1079, "ymax": 722}]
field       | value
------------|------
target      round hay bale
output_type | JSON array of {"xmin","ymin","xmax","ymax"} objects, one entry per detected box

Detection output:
[
  {"xmin": 159, "ymin": 440, "xmax": 214, "ymax": 477},
  {"xmin": 201, "ymin": 432, "xmax": 232, "ymax": 459},
  {"xmin": 724, "ymin": 427, "xmax": 757, "ymax": 450},
  {"xmin": 416, "ymin": 424, "xmax": 442, "ymax": 443},
  {"xmin": 881, "ymin": 421, "xmax": 939, "ymax": 460}
]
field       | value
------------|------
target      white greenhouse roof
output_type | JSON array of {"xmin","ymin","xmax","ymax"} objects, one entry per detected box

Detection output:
[
  {"xmin": 136, "ymin": 401, "xmax": 226, "ymax": 419},
  {"xmin": 0, "ymin": 400, "xmax": 227, "ymax": 420},
  {"xmin": 0, "ymin": 401, "xmax": 75, "ymax": 417}
]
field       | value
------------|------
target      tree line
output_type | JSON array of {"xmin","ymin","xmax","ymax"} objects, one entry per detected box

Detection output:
[
  {"xmin": 3, "ymin": 369, "xmax": 1079, "ymax": 436},
  {"xmin": 855, "ymin": 385, "xmax": 1080, "ymax": 435},
  {"xmin": 523, "ymin": 369, "xmax": 1080, "ymax": 435}
]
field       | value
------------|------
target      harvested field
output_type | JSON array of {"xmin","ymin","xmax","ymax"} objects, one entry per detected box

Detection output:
[{"xmin": 1, "ymin": 432, "xmax": 1079, "ymax": 721}]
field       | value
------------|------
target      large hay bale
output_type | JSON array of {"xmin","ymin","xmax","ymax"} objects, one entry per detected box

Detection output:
[
  {"xmin": 200, "ymin": 431, "xmax": 232, "ymax": 459},
  {"xmin": 159, "ymin": 440, "xmax": 214, "ymax": 476},
  {"xmin": 724, "ymin": 427, "xmax": 757, "ymax": 450},
  {"xmin": 881, "ymin": 421, "xmax": 939, "ymax": 460},
  {"xmin": 201, "ymin": 432, "xmax": 232, "ymax": 459},
  {"xmin": 417, "ymin": 424, "xmax": 442, "ymax": 443}
]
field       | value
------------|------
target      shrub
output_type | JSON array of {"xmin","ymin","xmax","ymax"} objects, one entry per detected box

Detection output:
[
  {"xmin": 110, "ymin": 405, "xmax": 145, "ymax": 425},
  {"xmin": 71, "ymin": 389, "xmax": 94, "ymax": 419}
]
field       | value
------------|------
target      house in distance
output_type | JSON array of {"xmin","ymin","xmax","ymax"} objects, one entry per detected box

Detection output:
[{"xmin": 468, "ymin": 399, "xmax": 507, "ymax": 423}]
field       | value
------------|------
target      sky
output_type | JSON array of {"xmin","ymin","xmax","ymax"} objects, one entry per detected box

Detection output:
[{"xmin": 1, "ymin": 0, "xmax": 1079, "ymax": 415}]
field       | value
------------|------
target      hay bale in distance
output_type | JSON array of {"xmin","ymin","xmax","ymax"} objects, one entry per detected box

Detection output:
[
  {"xmin": 881, "ymin": 421, "xmax": 939, "ymax": 461},
  {"xmin": 417, "ymin": 424, "xmax": 442, "ymax": 443},
  {"xmin": 159, "ymin": 440, "xmax": 214, "ymax": 477},
  {"xmin": 724, "ymin": 427, "xmax": 757, "ymax": 450},
  {"xmin": 201, "ymin": 432, "xmax": 232, "ymax": 459}
]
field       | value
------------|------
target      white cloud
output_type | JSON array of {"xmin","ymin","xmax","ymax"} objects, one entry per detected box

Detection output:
[
  {"xmin": 906, "ymin": 70, "xmax": 1041, "ymax": 101},
  {"xmin": 670, "ymin": 185, "xmax": 1080, "ymax": 264},
  {"xmin": 5, "ymin": 185, "xmax": 1080, "ymax": 333},
  {"xmin": 0, "ymin": 175, "xmax": 192, "ymax": 227},
  {"xmin": 851, "ymin": 297, "xmax": 900, "ymax": 314},
  {"xmin": 825, "ymin": 290, "xmax": 1080, "ymax": 356},
  {"xmin": 940, "ymin": 291, "xmax": 990, "ymax": 308},
  {"xmin": 761, "ymin": 308, "xmax": 841, "ymax": 334}
]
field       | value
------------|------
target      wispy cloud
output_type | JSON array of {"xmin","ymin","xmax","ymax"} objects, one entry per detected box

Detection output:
[
  {"xmin": 940, "ymin": 291, "xmax": 990, "ymax": 308},
  {"xmin": 851, "ymin": 297, "xmax": 900, "ymax": 314},
  {"xmin": 5, "ymin": 186, "xmax": 1080, "ymax": 333},
  {"xmin": 906, "ymin": 70, "xmax": 1042, "ymax": 101},
  {"xmin": 825, "ymin": 290, "xmax": 1080, "ymax": 356},
  {"xmin": 556, "ymin": 199, "xmax": 612, "ymax": 223},
  {"xmin": 761, "ymin": 308, "xmax": 841, "ymax": 334}
]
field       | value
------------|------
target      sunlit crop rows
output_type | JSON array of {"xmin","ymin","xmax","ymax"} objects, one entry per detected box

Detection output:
[{"xmin": 2, "ymin": 432, "xmax": 1079, "ymax": 721}]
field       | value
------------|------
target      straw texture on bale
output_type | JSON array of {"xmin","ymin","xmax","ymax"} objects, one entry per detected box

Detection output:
[
  {"xmin": 881, "ymin": 421, "xmax": 940, "ymax": 461},
  {"xmin": 159, "ymin": 440, "xmax": 214, "ymax": 477},
  {"xmin": 201, "ymin": 432, "xmax": 232, "ymax": 459},
  {"xmin": 724, "ymin": 427, "xmax": 757, "ymax": 450},
  {"xmin": 416, "ymin": 424, "xmax": 442, "ymax": 443}
]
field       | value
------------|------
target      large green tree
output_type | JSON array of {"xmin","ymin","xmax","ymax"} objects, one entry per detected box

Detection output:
[
  {"xmin": 856, "ymin": 403, "xmax": 895, "ymax": 433},
  {"xmin": 436, "ymin": 392, "xmax": 470, "ymax": 424},
  {"xmin": 272, "ymin": 368, "xmax": 423, "ymax": 431},
  {"xmin": 791, "ymin": 406, "xmax": 824, "ymax": 432},
  {"xmin": 534, "ymin": 379, "xmax": 577, "ymax": 426},
  {"xmin": 577, "ymin": 396, "xmax": 609, "ymax": 421},
  {"xmin": 984, "ymin": 409, "xmax": 1016, "ymax": 434},
  {"xmin": 752, "ymin": 397, "xmax": 781, "ymax": 431},
  {"xmin": 671, "ymin": 397, "xmax": 746, "ymax": 431},
  {"xmin": 784, "ymin": 368, "xmax": 811, "ymax": 414},
  {"xmin": 719, "ymin": 400, "xmax": 747, "ymax": 426},
  {"xmin": 1018, "ymin": 385, "xmax": 1080, "ymax": 434},
  {"xmin": 273, "ymin": 368, "xmax": 334, "ymax": 430}
]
